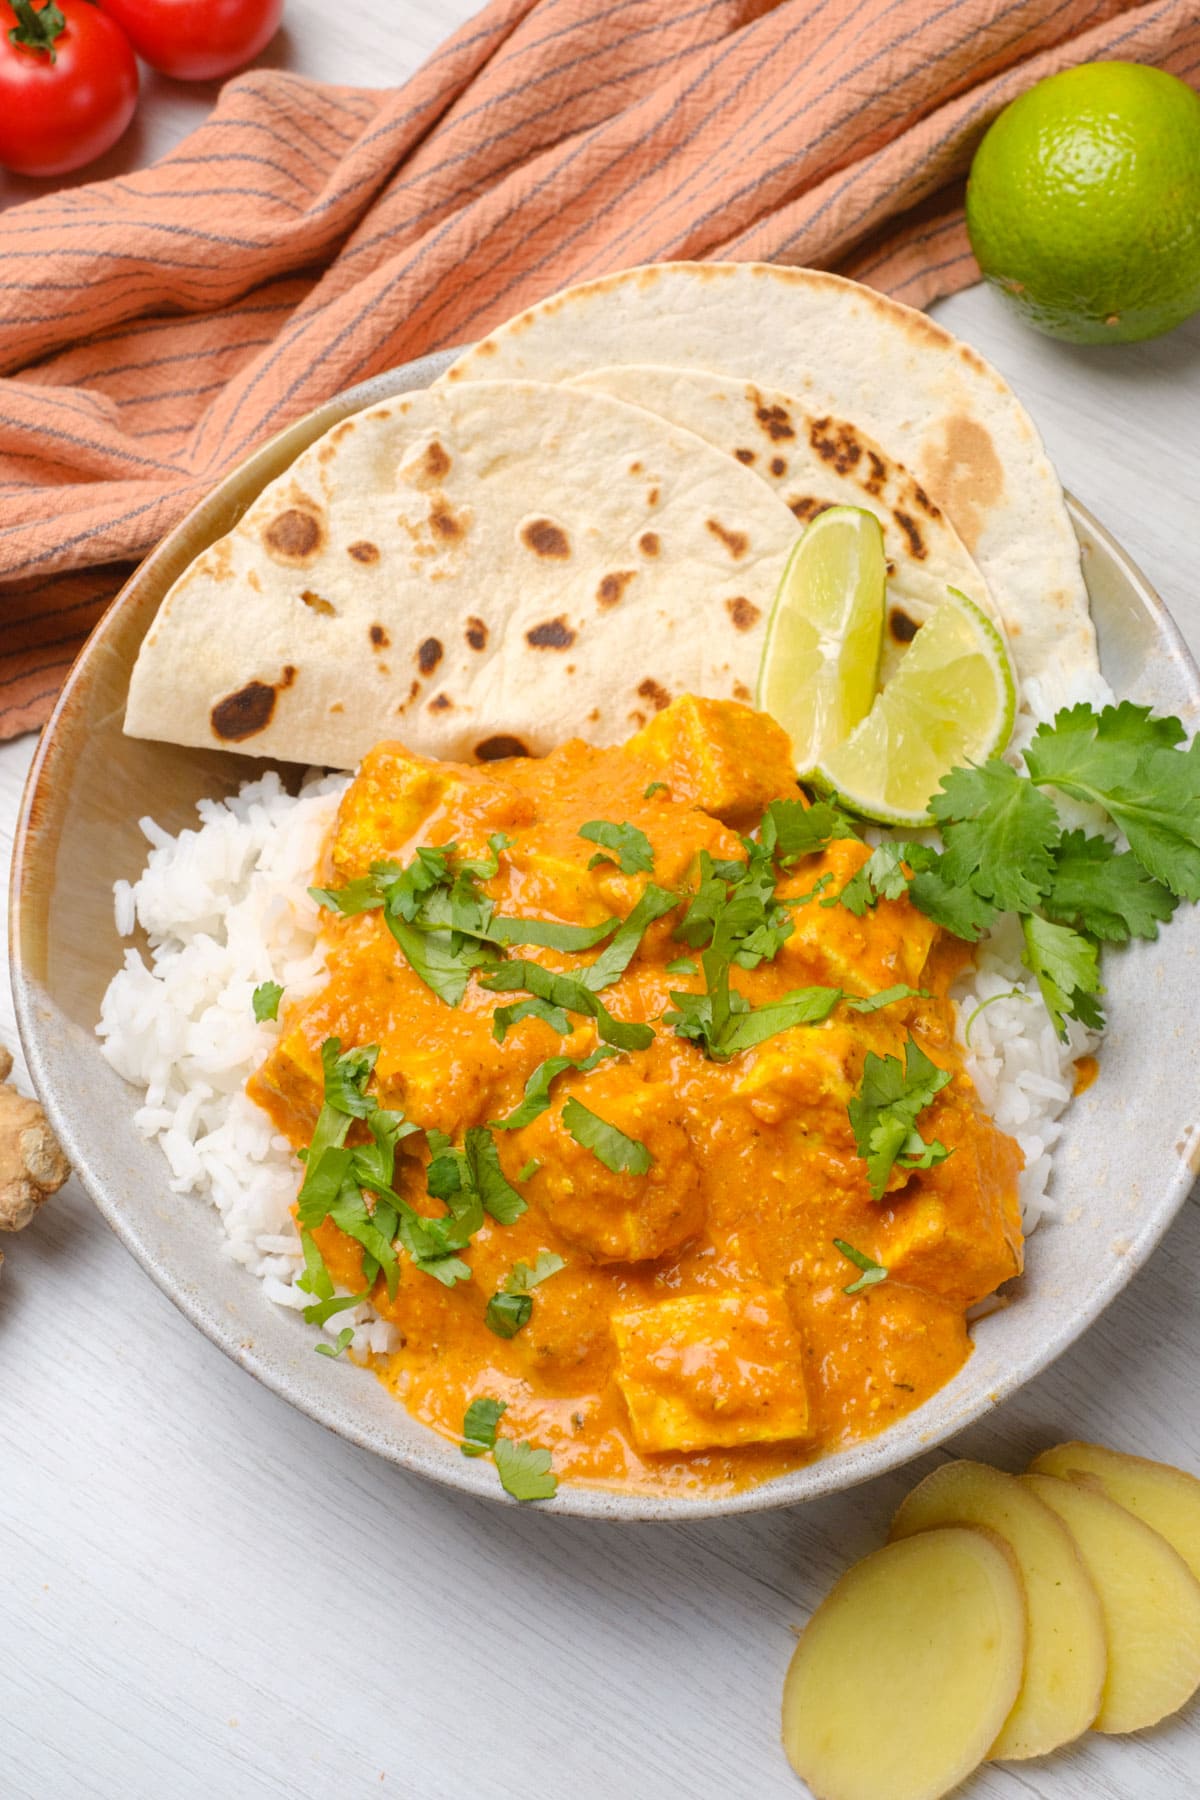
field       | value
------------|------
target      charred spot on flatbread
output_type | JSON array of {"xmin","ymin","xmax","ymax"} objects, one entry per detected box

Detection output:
[
  {"xmin": 418, "ymin": 636, "xmax": 444, "ymax": 674},
  {"xmin": 639, "ymin": 532, "xmax": 660, "ymax": 557},
  {"xmin": 637, "ymin": 677, "xmax": 670, "ymax": 712},
  {"xmin": 522, "ymin": 518, "xmax": 570, "ymax": 559},
  {"xmin": 788, "ymin": 496, "xmax": 827, "ymax": 524},
  {"xmin": 647, "ymin": 487, "xmax": 660, "ymax": 506},
  {"xmin": 810, "ymin": 417, "xmax": 862, "ymax": 476},
  {"xmin": 732, "ymin": 680, "xmax": 751, "ymax": 701},
  {"xmin": 465, "ymin": 616, "xmax": 488, "ymax": 650},
  {"xmin": 348, "ymin": 540, "xmax": 380, "ymax": 564},
  {"xmin": 429, "ymin": 499, "xmax": 468, "ymax": 542},
  {"xmin": 753, "ymin": 397, "xmax": 795, "ymax": 442},
  {"xmin": 893, "ymin": 510, "xmax": 927, "ymax": 561},
  {"xmin": 370, "ymin": 624, "xmax": 390, "ymax": 648},
  {"xmin": 263, "ymin": 507, "xmax": 324, "ymax": 565},
  {"xmin": 725, "ymin": 597, "xmax": 760, "ymax": 632},
  {"xmin": 422, "ymin": 442, "xmax": 451, "ymax": 482},
  {"xmin": 526, "ymin": 616, "xmax": 576, "ymax": 649},
  {"xmin": 769, "ymin": 456, "xmax": 787, "ymax": 477},
  {"xmin": 211, "ymin": 680, "xmax": 278, "ymax": 742},
  {"xmin": 864, "ymin": 451, "xmax": 887, "ymax": 496},
  {"xmin": 476, "ymin": 734, "xmax": 529, "ymax": 761},
  {"xmin": 301, "ymin": 590, "xmax": 335, "ymax": 616},
  {"xmin": 889, "ymin": 607, "xmax": 918, "ymax": 644},
  {"xmin": 706, "ymin": 520, "xmax": 748, "ymax": 559},
  {"xmin": 597, "ymin": 571, "xmax": 636, "ymax": 609},
  {"xmin": 428, "ymin": 693, "xmax": 452, "ymax": 712},
  {"xmin": 734, "ymin": 448, "xmax": 756, "ymax": 465},
  {"xmin": 911, "ymin": 482, "xmax": 941, "ymax": 520}
]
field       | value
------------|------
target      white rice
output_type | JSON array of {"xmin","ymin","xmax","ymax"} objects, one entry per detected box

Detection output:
[{"xmin": 97, "ymin": 698, "xmax": 1104, "ymax": 1334}]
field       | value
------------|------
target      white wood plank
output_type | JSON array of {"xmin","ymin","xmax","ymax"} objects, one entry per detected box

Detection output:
[{"xmin": 2, "ymin": 10, "xmax": 1200, "ymax": 1793}]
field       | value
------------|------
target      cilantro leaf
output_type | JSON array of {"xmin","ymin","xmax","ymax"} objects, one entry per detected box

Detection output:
[
  {"xmin": 493, "ymin": 1436, "xmax": 558, "ymax": 1501},
  {"xmin": 762, "ymin": 798, "xmax": 860, "ymax": 861},
  {"xmin": 252, "ymin": 979, "xmax": 283, "ymax": 1022},
  {"xmin": 561, "ymin": 1097, "xmax": 653, "ymax": 1174},
  {"xmin": 518, "ymin": 1158, "xmax": 540, "ymax": 1181},
  {"xmin": 488, "ymin": 915, "xmax": 618, "ymax": 952},
  {"xmin": 847, "ymin": 1037, "xmax": 953, "ymax": 1200},
  {"xmin": 845, "ymin": 985, "xmax": 926, "ymax": 1014},
  {"xmin": 296, "ymin": 1228, "xmax": 334, "ymax": 1302},
  {"xmin": 464, "ymin": 1126, "xmax": 527, "ymax": 1224},
  {"xmin": 1041, "ymin": 830, "xmax": 1176, "ymax": 943},
  {"xmin": 1025, "ymin": 705, "xmax": 1200, "ymax": 901},
  {"xmin": 831, "ymin": 841, "xmax": 933, "ymax": 916},
  {"xmin": 504, "ymin": 1250, "xmax": 565, "ymax": 1293},
  {"xmin": 582, "ymin": 884, "xmax": 679, "ymax": 991},
  {"xmin": 461, "ymin": 1396, "xmax": 507, "ymax": 1456},
  {"xmin": 480, "ymin": 960, "xmax": 654, "ymax": 1052},
  {"xmin": 579, "ymin": 819, "xmax": 654, "ymax": 874},
  {"xmin": 930, "ymin": 760, "xmax": 1059, "ymax": 912},
  {"xmin": 485, "ymin": 1293, "xmax": 533, "ymax": 1338},
  {"xmin": 1021, "ymin": 914, "xmax": 1104, "ymax": 1039},
  {"xmin": 906, "ymin": 862, "xmax": 1000, "ymax": 940},
  {"xmin": 492, "ymin": 1047, "xmax": 617, "ymax": 1130},
  {"xmin": 491, "ymin": 996, "xmax": 573, "ymax": 1043},
  {"xmin": 665, "ymin": 956, "xmax": 698, "ymax": 976},
  {"xmin": 644, "ymin": 781, "xmax": 669, "ymax": 799},
  {"xmin": 832, "ymin": 1239, "xmax": 888, "ymax": 1295},
  {"xmin": 384, "ymin": 910, "xmax": 497, "ymax": 1007},
  {"xmin": 315, "ymin": 1326, "xmax": 355, "ymax": 1359},
  {"xmin": 302, "ymin": 1287, "xmax": 370, "ymax": 1327},
  {"xmin": 716, "ymin": 985, "xmax": 843, "ymax": 1055}
]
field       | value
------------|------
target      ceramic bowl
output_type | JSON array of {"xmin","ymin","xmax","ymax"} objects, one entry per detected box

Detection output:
[{"xmin": 11, "ymin": 348, "xmax": 1200, "ymax": 1519}]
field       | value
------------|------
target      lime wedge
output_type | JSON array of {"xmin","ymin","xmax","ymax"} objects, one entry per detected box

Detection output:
[
  {"xmin": 812, "ymin": 588, "xmax": 1016, "ymax": 826},
  {"xmin": 755, "ymin": 507, "xmax": 886, "ymax": 777}
]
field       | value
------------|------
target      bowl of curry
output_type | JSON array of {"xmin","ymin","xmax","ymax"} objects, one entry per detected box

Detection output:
[{"xmin": 11, "ymin": 350, "xmax": 1200, "ymax": 1518}]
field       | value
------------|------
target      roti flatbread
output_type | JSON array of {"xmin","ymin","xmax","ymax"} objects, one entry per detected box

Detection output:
[
  {"xmin": 125, "ymin": 379, "xmax": 806, "ymax": 768},
  {"xmin": 569, "ymin": 363, "xmax": 998, "ymax": 684},
  {"xmin": 444, "ymin": 262, "xmax": 1098, "ymax": 710}
]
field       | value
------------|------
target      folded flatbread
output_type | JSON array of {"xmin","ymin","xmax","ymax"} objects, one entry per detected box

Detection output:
[
  {"xmin": 569, "ymin": 364, "xmax": 997, "ymax": 683},
  {"xmin": 444, "ymin": 263, "xmax": 1098, "ymax": 709},
  {"xmin": 126, "ymin": 379, "xmax": 807, "ymax": 768}
]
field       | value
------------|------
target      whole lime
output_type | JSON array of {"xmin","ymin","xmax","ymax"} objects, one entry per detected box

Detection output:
[{"xmin": 966, "ymin": 61, "xmax": 1200, "ymax": 344}]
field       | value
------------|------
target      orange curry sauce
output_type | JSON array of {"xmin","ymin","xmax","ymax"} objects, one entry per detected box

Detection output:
[{"xmin": 249, "ymin": 697, "xmax": 1024, "ymax": 1497}]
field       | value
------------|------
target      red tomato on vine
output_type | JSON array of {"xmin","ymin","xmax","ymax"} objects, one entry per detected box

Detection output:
[
  {"xmin": 98, "ymin": 0, "xmax": 283, "ymax": 82},
  {"xmin": 0, "ymin": 0, "xmax": 138, "ymax": 177}
]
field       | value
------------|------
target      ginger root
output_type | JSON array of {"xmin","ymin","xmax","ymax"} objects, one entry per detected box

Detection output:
[{"xmin": 0, "ymin": 1044, "xmax": 70, "ymax": 1233}]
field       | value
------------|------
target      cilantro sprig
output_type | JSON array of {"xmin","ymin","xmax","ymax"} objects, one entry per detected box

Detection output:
[
  {"xmin": 485, "ymin": 1251, "xmax": 565, "ymax": 1338},
  {"xmin": 561, "ymin": 1097, "xmax": 653, "ymax": 1175},
  {"xmin": 460, "ymin": 1397, "xmax": 558, "ymax": 1500},
  {"xmin": 579, "ymin": 819, "xmax": 654, "ymax": 873},
  {"xmin": 832, "ymin": 1239, "xmax": 888, "ymax": 1295},
  {"xmin": 252, "ymin": 980, "xmax": 283, "ymax": 1022}
]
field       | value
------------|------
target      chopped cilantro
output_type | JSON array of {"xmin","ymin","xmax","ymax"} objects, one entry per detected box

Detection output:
[
  {"xmin": 831, "ymin": 842, "xmax": 930, "ymax": 916},
  {"xmin": 665, "ymin": 956, "xmax": 698, "ymax": 976},
  {"xmin": 579, "ymin": 819, "xmax": 655, "ymax": 874},
  {"xmin": 906, "ymin": 861, "xmax": 999, "ymax": 941},
  {"xmin": 492, "ymin": 1047, "xmax": 617, "ymax": 1130},
  {"xmin": 481, "ymin": 960, "xmax": 654, "ymax": 1052},
  {"xmin": 491, "ymin": 995, "xmax": 573, "ymax": 1043},
  {"xmin": 485, "ymin": 1292, "xmax": 533, "ymax": 1338},
  {"xmin": 761, "ymin": 797, "xmax": 861, "ymax": 861},
  {"xmin": 582, "ymin": 883, "xmax": 679, "ymax": 991},
  {"xmin": 1021, "ymin": 914, "xmax": 1105, "ymax": 1039},
  {"xmin": 561, "ymin": 1096, "xmax": 653, "ymax": 1174},
  {"xmin": 252, "ymin": 979, "xmax": 283, "ymax": 1022},
  {"xmin": 504, "ymin": 1250, "xmax": 565, "ymax": 1292},
  {"xmin": 461, "ymin": 1396, "xmax": 507, "ymax": 1456},
  {"xmin": 832, "ymin": 1239, "xmax": 888, "ymax": 1296},
  {"xmin": 489, "ymin": 914, "xmax": 619, "ymax": 952},
  {"xmin": 494, "ymin": 1435, "xmax": 558, "ymax": 1501},
  {"xmin": 668, "ymin": 983, "xmax": 842, "ymax": 1060},
  {"xmin": 847, "ymin": 1037, "xmax": 953, "ymax": 1201},
  {"xmin": 518, "ymin": 1158, "xmax": 540, "ymax": 1181},
  {"xmin": 644, "ymin": 781, "xmax": 669, "ymax": 799},
  {"xmin": 315, "ymin": 1326, "xmax": 355, "ymax": 1359},
  {"xmin": 844, "ymin": 985, "xmax": 926, "ymax": 1014}
]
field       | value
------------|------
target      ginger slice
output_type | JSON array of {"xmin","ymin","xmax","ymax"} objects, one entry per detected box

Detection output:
[{"xmin": 0, "ymin": 1044, "xmax": 71, "ymax": 1240}]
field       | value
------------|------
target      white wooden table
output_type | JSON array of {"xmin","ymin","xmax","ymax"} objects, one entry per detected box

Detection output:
[{"xmin": 3, "ymin": 9, "xmax": 1199, "ymax": 1796}]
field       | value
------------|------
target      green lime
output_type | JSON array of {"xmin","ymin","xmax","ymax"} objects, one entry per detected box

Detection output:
[
  {"xmin": 966, "ymin": 61, "xmax": 1200, "ymax": 344},
  {"xmin": 812, "ymin": 589, "xmax": 1016, "ymax": 827},
  {"xmin": 756, "ymin": 506, "xmax": 885, "ymax": 778}
]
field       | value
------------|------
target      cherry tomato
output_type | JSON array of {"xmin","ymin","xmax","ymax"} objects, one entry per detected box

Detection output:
[
  {"xmin": 97, "ymin": 0, "xmax": 283, "ymax": 82},
  {"xmin": 0, "ymin": 0, "xmax": 138, "ymax": 177}
]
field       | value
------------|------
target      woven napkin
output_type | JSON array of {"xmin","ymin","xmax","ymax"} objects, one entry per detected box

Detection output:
[{"xmin": 1, "ymin": 0, "xmax": 1195, "ymax": 738}]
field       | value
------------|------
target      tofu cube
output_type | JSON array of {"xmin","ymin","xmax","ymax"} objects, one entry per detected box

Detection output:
[
  {"xmin": 613, "ymin": 1289, "xmax": 811, "ymax": 1453},
  {"xmin": 627, "ymin": 695, "xmax": 797, "ymax": 822},
  {"xmin": 330, "ymin": 742, "xmax": 534, "ymax": 880}
]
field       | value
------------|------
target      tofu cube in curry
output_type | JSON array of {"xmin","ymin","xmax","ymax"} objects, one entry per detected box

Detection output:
[
  {"xmin": 330, "ymin": 742, "xmax": 534, "ymax": 881},
  {"xmin": 626, "ymin": 694, "xmax": 798, "ymax": 823},
  {"xmin": 613, "ymin": 1290, "xmax": 812, "ymax": 1453}
]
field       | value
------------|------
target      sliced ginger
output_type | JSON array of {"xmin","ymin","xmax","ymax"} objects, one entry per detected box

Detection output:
[
  {"xmin": 1030, "ymin": 1441, "xmax": 1200, "ymax": 1585},
  {"xmin": 891, "ymin": 1460, "xmax": 1105, "ymax": 1760},
  {"xmin": 1023, "ymin": 1472, "xmax": 1200, "ymax": 1734},
  {"xmin": 782, "ymin": 1527, "xmax": 1025, "ymax": 1800}
]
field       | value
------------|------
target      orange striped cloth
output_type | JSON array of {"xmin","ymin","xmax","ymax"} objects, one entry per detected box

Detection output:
[{"xmin": 2, "ymin": 0, "xmax": 1197, "ymax": 739}]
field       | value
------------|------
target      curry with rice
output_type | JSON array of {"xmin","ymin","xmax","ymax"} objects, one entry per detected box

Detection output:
[{"xmin": 250, "ymin": 695, "xmax": 1023, "ymax": 1496}]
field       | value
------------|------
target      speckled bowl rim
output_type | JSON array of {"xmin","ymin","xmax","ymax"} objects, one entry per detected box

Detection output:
[{"xmin": 11, "ymin": 349, "xmax": 1200, "ymax": 1520}]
